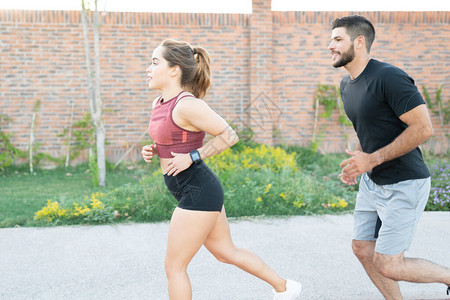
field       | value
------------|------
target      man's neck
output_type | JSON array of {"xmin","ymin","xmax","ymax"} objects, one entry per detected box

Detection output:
[{"xmin": 345, "ymin": 56, "xmax": 371, "ymax": 80}]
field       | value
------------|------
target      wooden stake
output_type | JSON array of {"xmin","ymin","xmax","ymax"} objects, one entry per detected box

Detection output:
[
  {"xmin": 29, "ymin": 112, "xmax": 36, "ymax": 173},
  {"xmin": 65, "ymin": 102, "xmax": 75, "ymax": 167},
  {"xmin": 29, "ymin": 100, "xmax": 40, "ymax": 173}
]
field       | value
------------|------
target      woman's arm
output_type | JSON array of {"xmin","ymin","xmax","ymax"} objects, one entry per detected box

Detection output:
[{"xmin": 166, "ymin": 98, "xmax": 239, "ymax": 176}]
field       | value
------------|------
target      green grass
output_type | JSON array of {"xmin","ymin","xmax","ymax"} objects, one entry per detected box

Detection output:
[{"xmin": 0, "ymin": 163, "xmax": 156, "ymax": 227}]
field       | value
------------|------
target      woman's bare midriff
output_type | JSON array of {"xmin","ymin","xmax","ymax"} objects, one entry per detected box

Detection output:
[{"xmin": 159, "ymin": 158, "xmax": 171, "ymax": 175}]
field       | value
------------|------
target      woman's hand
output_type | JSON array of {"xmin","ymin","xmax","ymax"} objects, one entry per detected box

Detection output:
[
  {"xmin": 166, "ymin": 152, "xmax": 192, "ymax": 176},
  {"xmin": 141, "ymin": 144, "xmax": 156, "ymax": 163}
]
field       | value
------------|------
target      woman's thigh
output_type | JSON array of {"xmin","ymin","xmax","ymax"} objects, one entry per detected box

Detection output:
[
  {"xmin": 165, "ymin": 207, "xmax": 220, "ymax": 267},
  {"xmin": 203, "ymin": 207, "xmax": 236, "ymax": 260}
]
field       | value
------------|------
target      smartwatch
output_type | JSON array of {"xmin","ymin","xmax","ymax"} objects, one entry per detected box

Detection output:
[{"xmin": 189, "ymin": 150, "xmax": 202, "ymax": 165}]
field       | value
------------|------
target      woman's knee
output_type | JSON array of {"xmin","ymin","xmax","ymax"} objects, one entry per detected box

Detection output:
[
  {"xmin": 165, "ymin": 256, "xmax": 188, "ymax": 277},
  {"xmin": 211, "ymin": 247, "xmax": 238, "ymax": 265}
]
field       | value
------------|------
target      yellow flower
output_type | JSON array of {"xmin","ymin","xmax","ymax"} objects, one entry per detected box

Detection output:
[
  {"xmin": 339, "ymin": 199, "xmax": 348, "ymax": 208},
  {"xmin": 256, "ymin": 196, "xmax": 262, "ymax": 203},
  {"xmin": 264, "ymin": 184, "xmax": 272, "ymax": 193},
  {"xmin": 91, "ymin": 198, "xmax": 104, "ymax": 210},
  {"xmin": 205, "ymin": 144, "xmax": 297, "ymax": 173},
  {"xmin": 34, "ymin": 200, "xmax": 67, "ymax": 222},
  {"xmin": 279, "ymin": 193, "xmax": 286, "ymax": 200},
  {"xmin": 73, "ymin": 202, "xmax": 90, "ymax": 216},
  {"xmin": 293, "ymin": 200, "xmax": 305, "ymax": 208}
]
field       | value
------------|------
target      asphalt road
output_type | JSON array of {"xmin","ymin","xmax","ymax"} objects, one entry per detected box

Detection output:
[{"xmin": 0, "ymin": 212, "xmax": 449, "ymax": 300}]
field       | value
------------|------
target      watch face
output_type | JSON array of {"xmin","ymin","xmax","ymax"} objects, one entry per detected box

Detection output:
[{"xmin": 192, "ymin": 152, "xmax": 200, "ymax": 161}]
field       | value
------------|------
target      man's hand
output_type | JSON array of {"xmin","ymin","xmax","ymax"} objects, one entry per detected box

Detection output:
[
  {"xmin": 339, "ymin": 149, "xmax": 378, "ymax": 185},
  {"xmin": 339, "ymin": 168, "xmax": 358, "ymax": 185}
]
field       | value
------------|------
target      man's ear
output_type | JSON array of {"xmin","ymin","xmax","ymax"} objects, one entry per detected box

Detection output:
[{"xmin": 354, "ymin": 35, "xmax": 366, "ymax": 50}]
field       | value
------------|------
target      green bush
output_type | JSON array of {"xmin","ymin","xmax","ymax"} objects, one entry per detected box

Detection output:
[
  {"xmin": 221, "ymin": 168, "xmax": 354, "ymax": 217},
  {"xmin": 425, "ymin": 160, "xmax": 450, "ymax": 211},
  {"xmin": 32, "ymin": 144, "xmax": 356, "ymax": 225},
  {"xmin": 24, "ymin": 144, "xmax": 450, "ymax": 227},
  {"xmin": 0, "ymin": 115, "xmax": 26, "ymax": 172}
]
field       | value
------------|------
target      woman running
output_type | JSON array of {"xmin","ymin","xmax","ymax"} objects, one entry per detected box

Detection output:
[{"xmin": 142, "ymin": 39, "xmax": 301, "ymax": 300}]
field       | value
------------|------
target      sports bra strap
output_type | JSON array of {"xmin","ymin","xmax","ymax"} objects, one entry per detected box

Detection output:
[{"xmin": 175, "ymin": 92, "xmax": 196, "ymax": 104}]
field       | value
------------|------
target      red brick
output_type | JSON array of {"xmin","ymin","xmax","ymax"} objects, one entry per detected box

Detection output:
[{"xmin": 0, "ymin": 6, "xmax": 448, "ymax": 163}]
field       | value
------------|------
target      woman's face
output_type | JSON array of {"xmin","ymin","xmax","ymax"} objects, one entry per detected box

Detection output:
[{"xmin": 146, "ymin": 46, "xmax": 173, "ymax": 90}]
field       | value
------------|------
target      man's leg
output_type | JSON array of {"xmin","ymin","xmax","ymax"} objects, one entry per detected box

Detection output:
[
  {"xmin": 353, "ymin": 240, "xmax": 403, "ymax": 300},
  {"xmin": 374, "ymin": 251, "xmax": 450, "ymax": 284},
  {"xmin": 374, "ymin": 177, "xmax": 450, "ymax": 292},
  {"xmin": 352, "ymin": 173, "xmax": 403, "ymax": 299}
]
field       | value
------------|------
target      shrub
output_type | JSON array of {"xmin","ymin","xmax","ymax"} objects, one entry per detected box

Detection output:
[
  {"xmin": 426, "ymin": 161, "xmax": 450, "ymax": 211},
  {"xmin": 32, "ymin": 144, "xmax": 449, "ymax": 227},
  {"xmin": 205, "ymin": 144, "xmax": 355, "ymax": 217},
  {"xmin": 34, "ymin": 200, "xmax": 67, "ymax": 222},
  {"xmin": 220, "ymin": 168, "xmax": 354, "ymax": 217},
  {"xmin": 34, "ymin": 192, "xmax": 116, "ymax": 225},
  {"xmin": 32, "ymin": 144, "xmax": 356, "ymax": 225},
  {"xmin": 206, "ymin": 144, "xmax": 298, "ymax": 174},
  {"xmin": 0, "ymin": 115, "xmax": 26, "ymax": 172}
]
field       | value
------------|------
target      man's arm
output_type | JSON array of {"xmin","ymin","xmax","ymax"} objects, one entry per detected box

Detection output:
[
  {"xmin": 340, "ymin": 104, "xmax": 433, "ymax": 183},
  {"xmin": 355, "ymin": 139, "xmax": 362, "ymax": 151}
]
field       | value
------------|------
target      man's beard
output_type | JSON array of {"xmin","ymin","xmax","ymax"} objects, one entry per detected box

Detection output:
[{"xmin": 332, "ymin": 45, "xmax": 355, "ymax": 68}]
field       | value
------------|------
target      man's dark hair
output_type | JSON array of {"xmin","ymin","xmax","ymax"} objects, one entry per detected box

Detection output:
[{"xmin": 331, "ymin": 15, "xmax": 375, "ymax": 53}]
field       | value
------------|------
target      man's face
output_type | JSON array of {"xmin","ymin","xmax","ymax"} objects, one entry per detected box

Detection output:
[{"xmin": 328, "ymin": 27, "xmax": 355, "ymax": 68}]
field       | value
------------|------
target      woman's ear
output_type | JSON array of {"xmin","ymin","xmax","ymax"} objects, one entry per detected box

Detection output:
[{"xmin": 170, "ymin": 66, "xmax": 179, "ymax": 77}]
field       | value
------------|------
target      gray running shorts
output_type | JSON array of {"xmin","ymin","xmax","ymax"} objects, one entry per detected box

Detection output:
[{"xmin": 353, "ymin": 173, "xmax": 431, "ymax": 255}]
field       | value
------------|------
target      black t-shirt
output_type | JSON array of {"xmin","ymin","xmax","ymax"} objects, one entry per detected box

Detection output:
[{"xmin": 340, "ymin": 59, "xmax": 430, "ymax": 185}]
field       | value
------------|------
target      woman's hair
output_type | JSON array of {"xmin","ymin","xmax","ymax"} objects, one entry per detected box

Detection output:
[{"xmin": 160, "ymin": 39, "xmax": 211, "ymax": 99}]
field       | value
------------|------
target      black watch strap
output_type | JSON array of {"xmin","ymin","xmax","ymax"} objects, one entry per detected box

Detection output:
[{"xmin": 189, "ymin": 150, "xmax": 202, "ymax": 164}]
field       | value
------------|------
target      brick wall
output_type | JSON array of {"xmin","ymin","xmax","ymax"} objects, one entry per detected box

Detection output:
[
  {"xmin": 271, "ymin": 11, "xmax": 449, "ymax": 152},
  {"xmin": 1, "ymin": 5, "xmax": 448, "ymax": 164}
]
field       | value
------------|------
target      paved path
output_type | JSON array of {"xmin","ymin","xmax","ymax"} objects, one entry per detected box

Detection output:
[{"xmin": 0, "ymin": 212, "xmax": 449, "ymax": 299}]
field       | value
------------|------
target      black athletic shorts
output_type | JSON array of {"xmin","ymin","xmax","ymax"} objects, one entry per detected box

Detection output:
[{"xmin": 163, "ymin": 161, "xmax": 224, "ymax": 212}]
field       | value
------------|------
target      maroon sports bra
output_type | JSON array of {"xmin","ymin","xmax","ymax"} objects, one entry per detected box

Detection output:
[{"xmin": 148, "ymin": 91, "xmax": 205, "ymax": 158}]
